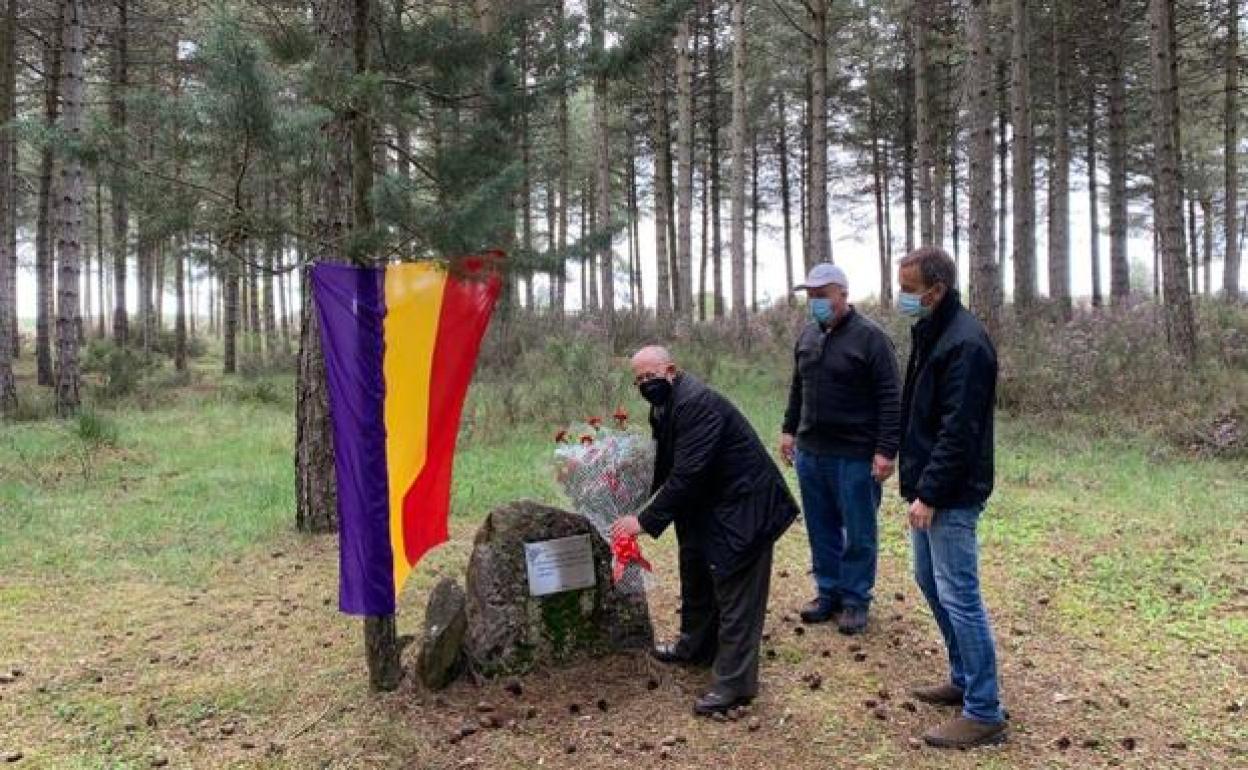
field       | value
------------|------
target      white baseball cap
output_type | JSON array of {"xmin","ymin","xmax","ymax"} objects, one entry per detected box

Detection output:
[{"xmin": 793, "ymin": 263, "xmax": 847, "ymax": 291}]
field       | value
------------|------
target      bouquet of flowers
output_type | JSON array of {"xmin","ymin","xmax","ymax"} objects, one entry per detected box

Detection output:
[{"xmin": 552, "ymin": 408, "xmax": 655, "ymax": 594}]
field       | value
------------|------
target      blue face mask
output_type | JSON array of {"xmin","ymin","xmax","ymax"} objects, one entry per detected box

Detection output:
[
  {"xmin": 898, "ymin": 291, "xmax": 931, "ymax": 319},
  {"xmin": 809, "ymin": 298, "xmax": 834, "ymax": 324}
]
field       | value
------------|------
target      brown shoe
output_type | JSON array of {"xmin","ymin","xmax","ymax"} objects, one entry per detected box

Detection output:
[
  {"xmin": 922, "ymin": 716, "xmax": 1007, "ymax": 748},
  {"xmin": 909, "ymin": 683, "xmax": 964, "ymax": 706}
]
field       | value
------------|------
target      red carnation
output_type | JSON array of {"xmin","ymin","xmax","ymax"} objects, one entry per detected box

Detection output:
[
  {"xmin": 613, "ymin": 406, "xmax": 628, "ymax": 427},
  {"xmin": 554, "ymin": 429, "xmax": 569, "ymax": 444},
  {"xmin": 587, "ymin": 416, "xmax": 603, "ymax": 429},
  {"xmin": 580, "ymin": 434, "xmax": 594, "ymax": 445}
]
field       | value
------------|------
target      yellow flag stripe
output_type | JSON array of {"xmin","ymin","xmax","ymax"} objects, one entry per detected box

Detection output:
[{"xmin": 383, "ymin": 262, "xmax": 447, "ymax": 596}]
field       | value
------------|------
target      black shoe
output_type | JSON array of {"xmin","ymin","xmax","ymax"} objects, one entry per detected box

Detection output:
[
  {"xmin": 837, "ymin": 605, "xmax": 868, "ymax": 635},
  {"xmin": 799, "ymin": 595, "xmax": 841, "ymax": 624},
  {"xmin": 651, "ymin": 641, "xmax": 694, "ymax": 664},
  {"xmin": 693, "ymin": 690, "xmax": 753, "ymax": 717}
]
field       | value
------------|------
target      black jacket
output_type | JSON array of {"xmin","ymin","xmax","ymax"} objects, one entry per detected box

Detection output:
[
  {"xmin": 782, "ymin": 308, "xmax": 901, "ymax": 460},
  {"xmin": 899, "ymin": 290, "xmax": 998, "ymax": 509},
  {"xmin": 640, "ymin": 373, "xmax": 799, "ymax": 576}
]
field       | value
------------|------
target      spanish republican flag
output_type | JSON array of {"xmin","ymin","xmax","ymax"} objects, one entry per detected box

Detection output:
[{"xmin": 311, "ymin": 256, "xmax": 502, "ymax": 616}]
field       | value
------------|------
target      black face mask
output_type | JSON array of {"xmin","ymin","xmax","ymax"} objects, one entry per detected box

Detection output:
[{"xmin": 638, "ymin": 377, "xmax": 673, "ymax": 406}]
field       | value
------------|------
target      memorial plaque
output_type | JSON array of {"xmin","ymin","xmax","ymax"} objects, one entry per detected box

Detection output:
[{"xmin": 524, "ymin": 534, "xmax": 596, "ymax": 597}]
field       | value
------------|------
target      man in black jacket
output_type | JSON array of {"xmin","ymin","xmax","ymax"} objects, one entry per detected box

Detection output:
[
  {"xmin": 896, "ymin": 247, "xmax": 1007, "ymax": 748},
  {"xmin": 612, "ymin": 346, "xmax": 798, "ymax": 716},
  {"xmin": 781, "ymin": 263, "xmax": 900, "ymax": 635}
]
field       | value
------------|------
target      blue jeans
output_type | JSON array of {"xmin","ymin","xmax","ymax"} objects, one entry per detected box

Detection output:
[
  {"xmin": 794, "ymin": 450, "xmax": 881, "ymax": 609},
  {"xmin": 911, "ymin": 504, "xmax": 1004, "ymax": 724}
]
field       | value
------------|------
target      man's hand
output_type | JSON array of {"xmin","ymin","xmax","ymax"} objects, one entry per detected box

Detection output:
[
  {"xmin": 871, "ymin": 453, "xmax": 895, "ymax": 482},
  {"xmin": 779, "ymin": 433, "xmax": 796, "ymax": 466},
  {"xmin": 908, "ymin": 499, "xmax": 936, "ymax": 530},
  {"xmin": 611, "ymin": 515, "xmax": 643, "ymax": 541}
]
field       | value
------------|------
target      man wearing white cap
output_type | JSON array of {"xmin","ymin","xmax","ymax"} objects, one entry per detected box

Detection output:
[{"xmin": 780, "ymin": 263, "xmax": 901, "ymax": 634}]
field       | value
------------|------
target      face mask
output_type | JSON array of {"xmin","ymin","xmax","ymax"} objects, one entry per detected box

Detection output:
[
  {"xmin": 809, "ymin": 298, "xmax": 834, "ymax": 324},
  {"xmin": 898, "ymin": 291, "xmax": 931, "ymax": 319},
  {"xmin": 638, "ymin": 377, "xmax": 673, "ymax": 406}
]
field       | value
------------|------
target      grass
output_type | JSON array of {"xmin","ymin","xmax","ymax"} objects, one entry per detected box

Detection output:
[{"xmin": 0, "ymin": 349, "xmax": 1245, "ymax": 769}]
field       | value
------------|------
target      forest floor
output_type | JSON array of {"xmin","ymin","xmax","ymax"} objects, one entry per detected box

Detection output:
[{"xmin": 0, "ymin": 353, "xmax": 1245, "ymax": 770}]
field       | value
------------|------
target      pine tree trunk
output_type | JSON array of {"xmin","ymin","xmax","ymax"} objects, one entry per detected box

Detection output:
[
  {"xmin": 555, "ymin": 0, "xmax": 570, "ymax": 316},
  {"xmin": 1202, "ymin": 193, "xmax": 1213, "ymax": 296},
  {"xmin": 1189, "ymin": 195, "xmax": 1199, "ymax": 294},
  {"xmin": 648, "ymin": 4, "xmax": 673, "ymax": 318},
  {"xmin": 750, "ymin": 130, "xmax": 759, "ymax": 314},
  {"xmin": 519, "ymin": 19, "xmax": 534, "ymax": 311},
  {"xmin": 1225, "ymin": 0, "xmax": 1241, "ymax": 298},
  {"xmin": 728, "ymin": 0, "xmax": 746, "ymax": 326},
  {"xmin": 949, "ymin": 138, "xmax": 960, "ymax": 264},
  {"xmin": 630, "ymin": 149, "xmax": 644, "ymax": 310},
  {"xmin": 777, "ymin": 91, "xmax": 795, "ymax": 303},
  {"xmin": 869, "ymin": 59, "xmax": 890, "ymax": 304},
  {"xmin": 0, "ymin": 0, "xmax": 15, "ymax": 414},
  {"xmin": 36, "ymin": 1, "xmax": 64, "ymax": 387},
  {"xmin": 708, "ymin": 5, "xmax": 725, "ymax": 320},
  {"xmin": 223, "ymin": 258, "xmax": 239, "ymax": 373},
  {"xmin": 1149, "ymin": 0, "xmax": 1197, "ymax": 360},
  {"xmin": 1011, "ymin": 0, "xmax": 1036, "ymax": 313},
  {"xmin": 94, "ymin": 176, "xmax": 104, "ymax": 337},
  {"xmin": 968, "ymin": 0, "xmax": 1000, "ymax": 337},
  {"xmin": 902, "ymin": 48, "xmax": 916, "ymax": 254},
  {"xmin": 801, "ymin": 76, "xmax": 810, "ymax": 265},
  {"xmin": 699, "ymin": 164, "xmax": 709, "ymax": 319},
  {"xmin": 1108, "ymin": 0, "xmax": 1130, "ymax": 303},
  {"xmin": 808, "ymin": 0, "xmax": 830, "ymax": 263},
  {"xmin": 1048, "ymin": 0, "xmax": 1071, "ymax": 319},
  {"xmin": 54, "ymin": 0, "xmax": 84, "ymax": 417},
  {"xmin": 914, "ymin": 0, "xmax": 934, "ymax": 246},
  {"xmin": 997, "ymin": 56, "xmax": 1008, "ymax": 277},
  {"xmin": 174, "ymin": 240, "xmax": 186, "ymax": 372},
  {"xmin": 590, "ymin": 0, "xmax": 613, "ymax": 323},
  {"xmin": 297, "ymin": 0, "xmax": 363, "ymax": 537},
  {"xmin": 1087, "ymin": 85, "xmax": 1103, "ymax": 308},
  {"xmin": 675, "ymin": 16, "xmax": 693, "ymax": 319},
  {"xmin": 111, "ymin": 0, "xmax": 129, "ymax": 345}
]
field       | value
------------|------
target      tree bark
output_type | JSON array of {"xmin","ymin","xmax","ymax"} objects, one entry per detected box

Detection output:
[
  {"xmin": 297, "ymin": 0, "xmax": 365, "ymax": 538},
  {"xmin": 1108, "ymin": 0, "xmax": 1130, "ymax": 303},
  {"xmin": 1087, "ymin": 84, "xmax": 1103, "ymax": 308},
  {"xmin": 967, "ymin": 0, "xmax": 1000, "ymax": 337},
  {"xmin": 729, "ymin": 0, "xmax": 746, "ymax": 326},
  {"xmin": 0, "ymin": 0, "xmax": 15, "ymax": 414},
  {"xmin": 914, "ymin": 0, "xmax": 934, "ymax": 246},
  {"xmin": 1225, "ymin": 0, "xmax": 1241, "ymax": 298},
  {"xmin": 54, "ymin": 0, "xmax": 84, "ymax": 417},
  {"xmin": 707, "ymin": 2, "xmax": 725, "ymax": 319},
  {"xmin": 555, "ymin": 0, "xmax": 569, "ymax": 316},
  {"xmin": 648, "ymin": 1, "xmax": 673, "ymax": 318},
  {"xmin": 808, "ymin": 0, "xmax": 830, "ymax": 263},
  {"xmin": 1202, "ymin": 193, "xmax": 1213, "ymax": 296},
  {"xmin": 902, "ymin": 44, "xmax": 916, "ymax": 254},
  {"xmin": 1011, "ymin": 0, "xmax": 1036, "ymax": 313},
  {"xmin": 1148, "ymin": 0, "xmax": 1197, "ymax": 360},
  {"xmin": 675, "ymin": 16, "xmax": 694, "ymax": 319},
  {"xmin": 1048, "ymin": 0, "xmax": 1071, "ymax": 319},
  {"xmin": 997, "ymin": 55, "xmax": 1008, "ymax": 279},
  {"xmin": 36, "ymin": 1, "xmax": 65, "ymax": 387},
  {"xmin": 868, "ymin": 59, "xmax": 891, "ymax": 305},
  {"xmin": 590, "ymin": 0, "xmax": 613, "ymax": 323},
  {"xmin": 777, "ymin": 90, "xmax": 795, "ymax": 304},
  {"xmin": 110, "ymin": 0, "xmax": 128, "ymax": 345}
]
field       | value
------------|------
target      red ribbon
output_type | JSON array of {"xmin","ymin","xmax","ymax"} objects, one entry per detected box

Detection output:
[{"xmin": 611, "ymin": 533, "xmax": 652, "ymax": 583}]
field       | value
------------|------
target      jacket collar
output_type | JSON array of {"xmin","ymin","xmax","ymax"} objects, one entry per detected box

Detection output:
[{"xmin": 912, "ymin": 288, "xmax": 962, "ymax": 346}]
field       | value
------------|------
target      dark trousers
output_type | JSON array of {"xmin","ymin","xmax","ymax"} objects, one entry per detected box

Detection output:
[{"xmin": 675, "ymin": 532, "xmax": 774, "ymax": 699}]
